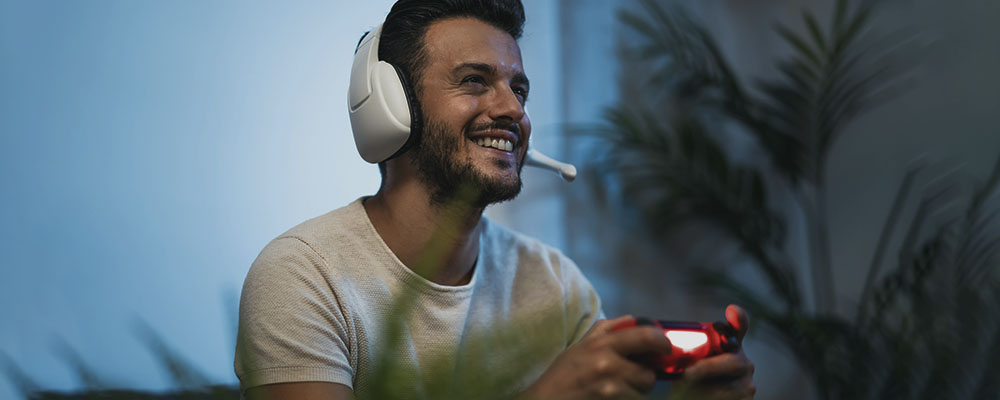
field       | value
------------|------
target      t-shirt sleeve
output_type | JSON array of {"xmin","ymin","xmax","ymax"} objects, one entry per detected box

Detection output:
[
  {"xmin": 557, "ymin": 252, "xmax": 605, "ymax": 346},
  {"xmin": 234, "ymin": 236, "xmax": 355, "ymax": 392}
]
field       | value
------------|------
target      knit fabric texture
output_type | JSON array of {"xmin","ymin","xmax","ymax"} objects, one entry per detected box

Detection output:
[{"xmin": 234, "ymin": 198, "xmax": 603, "ymax": 398}]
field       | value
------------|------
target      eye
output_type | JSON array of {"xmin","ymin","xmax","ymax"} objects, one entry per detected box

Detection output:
[
  {"xmin": 513, "ymin": 86, "xmax": 529, "ymax": 103},
  {"xmin": 461, "ymin": 75, "xmax": 487, "ymax": 88}
]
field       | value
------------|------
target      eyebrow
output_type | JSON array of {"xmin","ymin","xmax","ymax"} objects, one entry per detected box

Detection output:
[{"xmin": 453, "ymin": 62, "xmax": 530, "ymax": 89}]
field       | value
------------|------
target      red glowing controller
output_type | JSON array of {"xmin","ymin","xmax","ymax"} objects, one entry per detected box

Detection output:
[{"xmin": 611, "ymin": 318, "xmax": 741, "ymax": 379}]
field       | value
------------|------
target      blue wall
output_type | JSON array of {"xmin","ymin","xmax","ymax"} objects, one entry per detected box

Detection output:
[{"xmin": 0, "ymin": 1, "xmax": 398, "ymax": 396}]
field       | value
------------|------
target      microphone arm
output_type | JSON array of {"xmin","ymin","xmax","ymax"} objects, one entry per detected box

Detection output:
[{"xmin": 525, "ymin": 148, "xmax": 577, "ymax": 182}]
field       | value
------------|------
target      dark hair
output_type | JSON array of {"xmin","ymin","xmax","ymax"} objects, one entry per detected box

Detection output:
[
  {"xmin": 380, "ymin": 0, "xmax": 526, "ymax": 94},
  {"xmin": 368, "ymin": 0, "xmax": 526, "ymax": 179}
]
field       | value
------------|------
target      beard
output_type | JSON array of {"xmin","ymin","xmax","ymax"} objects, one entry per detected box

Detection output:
[{"xmin": 410, "ymin": 118, "xmax": 525, "ymax": 209}]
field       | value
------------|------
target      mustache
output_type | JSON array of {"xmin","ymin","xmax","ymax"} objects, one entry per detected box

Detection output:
[{"xmin": 467, "ymin": 121, "xmax": 521, "ymax": 136}]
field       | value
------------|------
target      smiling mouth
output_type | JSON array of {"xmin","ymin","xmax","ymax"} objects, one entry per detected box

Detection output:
[{"xmin": 473, "ymin": 137, "xmax": 514, "ymax": 152}]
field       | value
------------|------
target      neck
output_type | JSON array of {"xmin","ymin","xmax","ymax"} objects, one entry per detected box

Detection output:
[{"xmin": 363, "ymin": 178, "xmax": 485, "ymax": 286}]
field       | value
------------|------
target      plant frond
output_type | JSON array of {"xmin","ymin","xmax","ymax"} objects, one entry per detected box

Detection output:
[
  {"xmin": 776, "ymin": 23, "xmax": 823, "ymax": 69},
  {"xmin": 605, "ymin": 2, "xmax": 995, "ymax": 399},
  {"xmin": 803, "ymin": 11, "xmax": 828, "ymax": 54},
  {"xmin": 133, "ymin": 319, "xmax": 211, "ymax": 390}
]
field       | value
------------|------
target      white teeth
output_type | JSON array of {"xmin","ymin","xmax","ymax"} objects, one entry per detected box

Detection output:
[{"xmin": 474, "ymin": 138, "xmax": 514, "ymax": 152}]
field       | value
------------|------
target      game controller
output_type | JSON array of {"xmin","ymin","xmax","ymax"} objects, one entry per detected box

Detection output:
[{"xmin": 611, "ymin": 318, "xmax": 741, "ymax": 379}]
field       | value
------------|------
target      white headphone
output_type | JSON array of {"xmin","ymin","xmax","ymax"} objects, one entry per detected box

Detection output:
[
  {"xmin": 347, "ymin": 23, "xmax": 577, "ymax": 181},
  {"xmin": 348, "ymin": 24, "xmax": 416, "ymax": 163}
]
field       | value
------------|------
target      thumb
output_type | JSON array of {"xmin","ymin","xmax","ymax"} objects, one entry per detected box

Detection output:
[
  {"xmin": 725, "ymin": 304, "xmax": 749, "ymax": 341},
  {"xmin": 589, "ymin": 314, "xmax": 635, "ymax": 336}
]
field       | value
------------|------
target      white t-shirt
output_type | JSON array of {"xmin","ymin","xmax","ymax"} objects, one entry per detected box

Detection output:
[{"xmin": 235, "ymin": 198, "xmax": 603, "ymax": 399}]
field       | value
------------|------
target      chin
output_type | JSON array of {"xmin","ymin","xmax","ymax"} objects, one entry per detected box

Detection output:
[{"xmin": 469, "ymin": 165, "xmax": 523, "ymax": 207}]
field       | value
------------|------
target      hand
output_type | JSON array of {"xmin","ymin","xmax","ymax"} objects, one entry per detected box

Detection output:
[
  {"xmin": 518, "ymin": 315, "xmax": 672, "ymax": 400},
  {"xmin": 670, "ymin": 305, "xmax": 756, "ymax": 400}
]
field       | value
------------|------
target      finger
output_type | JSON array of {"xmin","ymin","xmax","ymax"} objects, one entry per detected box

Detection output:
[
  {"xmin": 608, "ymin": 326, "xmax": 672, "ymax": 356},
  {"xmin": 592, "ymin": 378, "xmax": 645, "ymax": 400},
  {"xmin": 622, "ymin": 357, "xmax": 659, "ymax": 394},
  {"xmin": 725, "ymin": 304, "xmax": 749, "ymax": 341},
  {"xmin": 683, "ymin": 351, "xmax": 754, "ymax": 382},
  {"xmin": 590, "ymin": 315, "xmax": 635, "ymax": 336},
  {"xmin": 596, "ymin": 355, "xmax": 658, "ymax": 394},
  {"xmin": 585, "ymin": 352, "xmax": 653, "ymax": 398}
]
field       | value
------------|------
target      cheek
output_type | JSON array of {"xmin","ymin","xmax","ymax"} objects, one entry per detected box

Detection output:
[
  {"xmin": 453, "ymin": 102, "xmax": 485, "ymax": 133},
  {"xmin": 457, "ymin": 99, "xmax": 481, "ymax": 120},
  {"xmin": 428, "ymin": 99, "xmax": 480, "ymax": 127}
]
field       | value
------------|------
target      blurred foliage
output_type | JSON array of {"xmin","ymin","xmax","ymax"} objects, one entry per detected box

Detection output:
[
  {"xmin": 3, "ymin": 332, "xmax": 239, "ymax": 400},
  {"xmin": 283, "ymin": 184, "xmax": 679, "ymax": 400},
  {"xmin": 26, "ymin": 387, "xmax": 238, "ymax": 400},
  {"xmin": 2, "ymin": 183, "xmax": 683, "ymax": 400},
  {"xmin": 594, "ymin": 0, "xmax": 1000, "ymax": 399}
]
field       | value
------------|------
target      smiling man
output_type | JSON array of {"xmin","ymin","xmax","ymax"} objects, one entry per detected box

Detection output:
[{"xmin": 235, "ymin": 1, "xmax": 755, "ymax": 399}]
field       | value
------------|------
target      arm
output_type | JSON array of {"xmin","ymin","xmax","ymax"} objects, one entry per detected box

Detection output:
[
  {"xmin": 517, "ymin": 306, "xmax": 756, "ymax": 400},
  {"xmin": 245, "ymin": 382, "xmax": 354, "ymax": 400},
  {"xmin": 235, "ymin": 237, "xmax": 356, "ymax": 397},
  {"xmin": 515, "ymin": 254, "xmax": 672, "ymax": 399},
  {"xmin": 516, "ymin": 315, "xmax": 672, "ymax": 399}
]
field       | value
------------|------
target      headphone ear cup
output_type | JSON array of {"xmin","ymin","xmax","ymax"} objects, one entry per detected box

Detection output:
[
  {"xmin": 346, "ymin": 24, "xmax": 423, "ymax": 163},
  {"xmin": 350, "ymin": 60, "xmax": 412, "ymax": 163},
  {"xmin": 385, "ymin": 63, "xmax": 422, "ymax": 160}
]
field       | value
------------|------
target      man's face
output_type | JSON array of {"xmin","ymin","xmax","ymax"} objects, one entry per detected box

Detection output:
[{"xmin": 408, "ymin": 17, "xmax": 531, "ymax": 207}]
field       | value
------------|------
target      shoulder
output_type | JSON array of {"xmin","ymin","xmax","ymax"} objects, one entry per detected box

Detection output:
[
  {"xmin": 278, "ymin": 198, "xmax": 371, "ymax": 251},
  {"xmin": 244, "ymin": 199, "xmax": 375, "ymax": 300},
  {"xmin": 255, "ymin": 198, "xmax": 376, "ymax": 267}
]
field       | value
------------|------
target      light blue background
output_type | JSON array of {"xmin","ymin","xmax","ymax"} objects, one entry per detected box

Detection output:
[
  {"xmin": 1, "ymin": 1, "xmax": 569, "ymax": 397},
  {"xmin": 0, "ymin": 0, "xmax": 417, "ymax": 396}
]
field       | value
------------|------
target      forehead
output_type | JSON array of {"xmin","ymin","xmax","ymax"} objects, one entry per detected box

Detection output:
[{"xmin": 421, "ymin": 17, "xmax": 524, "ymax": 75}]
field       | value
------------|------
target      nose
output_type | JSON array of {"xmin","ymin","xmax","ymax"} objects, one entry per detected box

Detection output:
[{"xmin": 487, "ymin": 85, "xmax": 526, "ymax": 123}]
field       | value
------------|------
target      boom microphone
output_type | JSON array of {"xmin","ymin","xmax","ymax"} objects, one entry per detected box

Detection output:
[{"xmin": 525, "ymin": 148, "xmax": 576, "ymax": 182}]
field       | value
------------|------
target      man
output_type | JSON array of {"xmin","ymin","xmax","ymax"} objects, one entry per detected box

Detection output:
[{"xmin": 235, "ymin": 1, "xmax": 756, "ymax": 399}]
